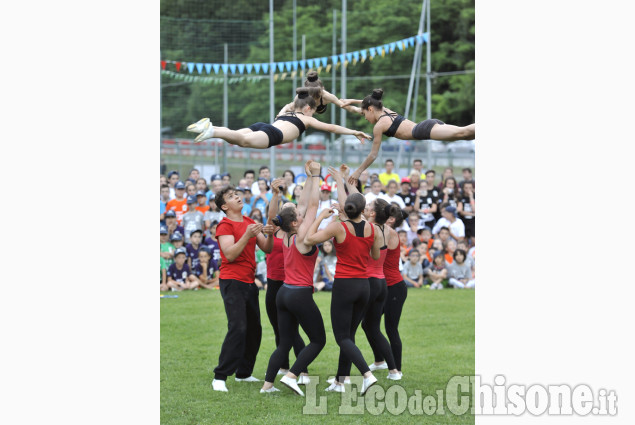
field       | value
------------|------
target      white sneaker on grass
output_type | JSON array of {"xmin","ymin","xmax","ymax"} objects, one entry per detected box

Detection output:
[
  {"xmin": 360, "ymin": 375, "xmax": 378, "ymax": 395},
  {"xmin": 277, "ymin": 369, "xmax": 289, "ymax": 376},
  {"xmin": 280, "ymin": 376, "xmax": 304, "ymax": 396},
  {"xmin": 368, "ymin": 362, "xmax": 388, "ymax": 371},
  {"xmin": 326, "ymin": 376, "xmax": 350, "ymax": 385},
  {"xmin": 387, "ymin": 372, "xmax": 402, "ymax": 380},
  {"xmin": 297, "ymin": 375, "xmax": 311, "ymax": 385},
  {"xmin": 235, "ymin": 376, "xmax": 260, "ymax": 382},
  {"xmin": 212, "ymin": 379, "xmax": 228, "ymax": 392},
  {"xmin": 324, "ymin": 382, "xmax": 345, "ymax": 392},
  {"xmin": 260, "ymin": 386, "xmax": 280, "ymax": 393}
]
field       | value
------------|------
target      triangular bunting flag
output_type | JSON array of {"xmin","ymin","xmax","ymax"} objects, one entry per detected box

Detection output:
[
  {"xmin": 292, "ymin": 61, "xmax": 298, "ymax": 71},
  {"xmin": 238, "ymin": 64, "xmax": 245, "ymax": 74},
  {"xmin": 205, "ymin": 64, "xmax": 212, "ymax": 74},
  {"xmin": 317, "ymin": 66, "xmax": 322, "ymax": 74},
  {"xmin": 307, "ymin": 59, "xmax": 314, "ymax": 69},
  {"xmin": 361, "ymin": 50, "xmax": 367, "ymax": 61},
  {"xmin": 254, "ymin": 63, "xmax": 261, "ymax": 74},
  {"xmin": 321, "ymin": 57, "xmax": 328, "ymax": 68},
  {"xmin": 281, "ymin": 72, "xmax": 287, "ymax": 80},
  {"xmin": 389, "ymin": 42, "xmax": 396, "ymax": 52},
  {"xmin": 338, "ymin": 54, "xmax": 345, "ymax": 63},
  {"xmin": 423, "ymin": 32, "xmax": 429, "ymax": 42},
  {"xmin": 196, "ymin": 63, "xmax": 203, "ymax": 73},
  {"xmin": 325, "ymin": 64, "xmax": 332, "ymax": 73},
  {"xmin": 369, "ymin": 48, "xmax": 376, "ymax": 58},
  {"xmin": 285, "ymin": 61, "xmax": 292, "ymax": 72},
  {"xmin": 246, "ymin": 64, "xmax": 253, "ymax": 74},
  {"xmin": 299, "ymin": 59, "xmax": 306, "ymax": 69},
  {"xmin": 221, "ymin": 64, "xmax": 229, "ymax": 74},
  {"xmin": 161, "ymin": 60, "xmax": 166, "ymax": 70},
  {"xmin": 353, "ymin": 51, "xmax": 359, "ymax": 61},
  {"xmin": 213, "ymin": 64, "xmax": 220, "ymax": 74},
  {"xmin": 263, "ymin": 63, "xmax": 269, "ymax": 73},
  {"xmin": 175, "ymin": 62, "xmax": 181, "ymax": 72},
  {"xmin": 229, "ymin": 64, "xmax": 237, "ymax": 74},
  {"xmin": 346, "ymin": 53, "xmax": 353, "ymax": 62},
  {"xmin": 277, "ymin": 62, "xmax": 284, "ymax": 72},
  {"xmin": 331, "ymin": 55, "xmax": 338, "ymax": 65},
  {"xmin": 186, "ymin": 63, "xmax": 194, "ymax": 73},
  {"xmin": 274, "ymin": 74, "xmax": 279, "ymax": 82}
]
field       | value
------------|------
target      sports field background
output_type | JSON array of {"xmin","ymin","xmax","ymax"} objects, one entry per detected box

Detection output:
[{"xmin": 161, "ymin": 288, "xmax": 474, "ymax": 424}]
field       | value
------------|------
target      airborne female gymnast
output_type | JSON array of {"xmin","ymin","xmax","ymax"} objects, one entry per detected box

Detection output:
[
  {"xmin": 339, "ymin": 88, "xmax": 475, "ymax": 185},
  {"xmin": 187, "ymin": 87, "xmax": 370, "ymax": 148}
]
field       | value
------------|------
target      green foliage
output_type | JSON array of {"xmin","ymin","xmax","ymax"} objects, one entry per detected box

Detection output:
[{"xmin": 161, "ymin": 0, "xmax": 474, "ymax": 138}]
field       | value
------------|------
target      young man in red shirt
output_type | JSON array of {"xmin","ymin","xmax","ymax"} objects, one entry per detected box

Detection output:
[{"xmin": 211, "ymin": 186, "xmax": 275, "ymax": 392}]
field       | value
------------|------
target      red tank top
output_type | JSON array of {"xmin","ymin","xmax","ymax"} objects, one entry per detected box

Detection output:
[
  {"xmin": 266, "ymin": 234, "xmax": 285, "ymax": 280},
  {"xmin": 367, "ymin": 249, "xmax": 388, "ymax": 278},
  {"xmin": 334, "ymin": 220, "xmax": 375, "ymax": 279},
  {"xmin": 383, "ymin": 245, "xmax": 403, "ymax": 286},
  {"xmin": 282, "ymin": 235, "xmax": 318, "ymax": 287}
]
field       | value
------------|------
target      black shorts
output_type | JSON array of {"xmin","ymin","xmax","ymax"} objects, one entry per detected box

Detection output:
[
  {"xmin": 411, "ymin": 119, "xmax": 445, "ymax": 140},
  {"xmin": 248, "ymin": 122, "xmax": 284, "ymax": 147}
]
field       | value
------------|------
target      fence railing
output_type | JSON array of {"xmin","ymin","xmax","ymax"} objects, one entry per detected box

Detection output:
[{"xmin": 160, "ymin": 137, "xmax": 474, "ymax": 178}]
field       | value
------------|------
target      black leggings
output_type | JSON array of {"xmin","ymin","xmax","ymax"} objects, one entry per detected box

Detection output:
[
  {"xmin": 264, "ymin": 284, "xmax": 326, "ymax": 383},
  {"xmin": 361, "ymin": 277, "xmax": 397, "ymax": 371},
  {"xmin": 331, "ymin": 278, "xmax": 371, "ymax": 382},
  {"xmin": 265, "ymin": 278, "xmax": 306, "ymax": 370},
  {"xmin": 371, "ymin": 280, "xmax": 408, "ymax": 370}
]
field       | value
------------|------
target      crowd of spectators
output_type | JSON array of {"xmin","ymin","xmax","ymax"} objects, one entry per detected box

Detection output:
[{"xmin": 160, "ymin": 158, "xmax": 475, "ymax": 291}]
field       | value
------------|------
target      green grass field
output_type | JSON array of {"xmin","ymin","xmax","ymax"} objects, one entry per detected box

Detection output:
[{"xmin": 161, "ymin": 288, "xmax": 474, "ymax": 424}]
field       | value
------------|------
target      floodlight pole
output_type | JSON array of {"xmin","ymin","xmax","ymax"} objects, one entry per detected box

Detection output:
[
  {"xmin": 223, "ymin": 43, "xmax": 228, "ymax": 173},
  {"xmin": 340, "ymin": 0, "xmax": 347, "ymax": 129}
]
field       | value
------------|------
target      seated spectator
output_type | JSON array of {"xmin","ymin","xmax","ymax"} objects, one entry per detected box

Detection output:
[
  {"xmin": 182, "ymin": 196, "xmax": 205, "ymax": 243},
  {"xmin": 167, "ymin": 170, "xmax": 180, "ymax": 199},
  {"xmin": 440, "ymin": 176, "xmax": 459, "ymax": 208},
  {"xmin": 425, "ymin": 252, "xmax": 448, "ymax": 290},
  {"xmin": 428, "ymin": 238, "xmax": 444, "ymax": 261},
  {"xmin": 195, "ymin": 177, "xmax": 208, "ymax": 194},
  {"xmin": 282, "ymin": 170, "xmax": 296, "ymax": 200},
  {"xmin": 204, "ymin": 196, "xmax": 226, "ymax": 230},
  {"xmin": 206, "ymin": 174, "xmax": 223, "ymax": 204},
  {"xmin": 185, "ymin": 182, "xmax": 197, "ymax": 199},
  {"xmin": 398, "ymin": 230, "xmax": 409, "ymax": 262},
  {"xmin": 193, "ymin": 246, "xmax": 219, "ymax": 290},
  {"xmin": 317, "ymin": 239, "xmax": 337, "ymax": 292},
  {"xmin": 364, "ymin": 179, "xmax": 383, "ymax": 204},
  {"xmin": 249, "ymin": 208, "xmax": 264, "ymax": 224},
  {"xmin": 397, "ymin": 178, "xmax": 416, "ymax": 212},
  {"xmin": 446, "ymin": 249, "xmax": 475, "ymax": 289},
  {"xmin": 167, "ymin": 247, "xmax": 198, "ymax": 291},
  {"xmin": 254, "ymin": 247, "xmax": 267, "ymax": 290},
  {"xmin": 417, "ymin": 226, "xmax": 433, "ymax": 248},
  {"xmin": 170, "ymin": 231, "xmax": 184, "ymax": 251},
  {"xmin": 160, "ymin": 184, "xmax": 170, "ymax": 221},
  {"xmin": 221, "ymin": 172, "xmax": 232, "ymax": 188},
  {"xmin": 160, "ymin": 224, "xmax": 175, "ymax": 291},
  {"xmin": 186, "ymin": 229, "xmax": 204, "ymax": 270},
  {"xmin": 204, "ymin": 220, "xmax": 221, "ymax": 266},
  {"xmin": 251, "ymin": 178, "xmax": 272, "ymax": 222},
  {"xmin": 414, "ymin": 240, "xmax": 431, "ymax": 271},
  {"xmin": 195, "ymin": 191, "xmax": 210, "ymax": 214},
  {"xmin": 457, "ymin": 180, "xmax": 475, "ymax": 246},
  {"xmin": 402, "ymin": 250, "xmax": 424, "ymax": 288},
  {"xmin": 404, "ymin": 211, "xmax": 423, "ymax": 245},
  {"xmin": 379, "ymin": 159, "xmax": 401, "ymax": 187},
  {"xmin": 456, "ymin": 240, "xmax": 474, "ymax": 270},
  {"xmin": 166, "ymin": 181, "xmax": 188, "ymax": 225},
  {"xmin": 437, "ymin": 167, "xmax": 455, "ymax": 192},
  {"xmin": 379, "ymin": 180, "xmax": 406, "ymax": 209},
  {"xmin": 415, "ymin": 184, "xmax": 438, "ymax": 229},
  {"xmin": 291, "ymin": 184, "xmax": 303, "ymax": 204},
  {"xmin": 432, "ymin": 205, "xmax": 465, "ymax": 243},
  {"xmin": 164, "ymin": 210, "xmax": 184, "ymax": 240},
  {"xmin": 458, "ymin": 168, "xmax": 474, "ymax": 193},
  {"xmin": 443, "ymin": 239, "xmax": 457, "ymax": 264}
]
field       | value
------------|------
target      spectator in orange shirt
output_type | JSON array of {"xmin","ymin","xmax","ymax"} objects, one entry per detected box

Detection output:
[
  {"xmin": 166, "ymin": 181, "xmax": 188, "ymax": 225},
  {"xmin": 195, "ymin": 191, "xmax": 210, "ymax": 214}
]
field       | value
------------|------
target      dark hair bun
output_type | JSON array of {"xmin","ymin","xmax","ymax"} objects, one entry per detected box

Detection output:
[
  {"xmin": 344, "ymin": 204, "xmax": 357, "ymax": 216},
  {"xmin": 371, "ymin": 88, "xmax": 384, "ymax": 100},
  {"xmin": 272, "ymin": 215, "xmax": 283, "ymax": 227},
  {"xmin": 296, "ymin": 87, "xmax": 309, "ymax": 99},
  {"xmin": 400, "ymin": 210, "xmax": 409, "ymax": 220},
  {"xmin": 306, "ymin": 71, "xmax": 318, "ymax": 82}
]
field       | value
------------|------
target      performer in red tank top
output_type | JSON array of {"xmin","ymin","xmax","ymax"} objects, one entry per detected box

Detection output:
[
  {"xmin": 306, "ymin": 177, "xmax": 383, "ymax": 396},
  {"xmin": 261, "ymin": 160, "xmax": 327, "ymax": 396}
]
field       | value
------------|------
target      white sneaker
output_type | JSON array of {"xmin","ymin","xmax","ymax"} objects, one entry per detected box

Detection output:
[
  {"xmin": 277, "ymin": 369, "xmax": 289, "ymax": 376},
  {"xmin": 327, "ymin": 376, "xmax": 350, "ymax": 385},
  {"xmin": 194, "ymin": 120, "xmax": 214, "ymax": 143},
  {"xmin": 297, "ymin": 375, "xmax": 311, "ymax": 385},
  {"xmin": 387, "ymin": 372, "xmax": 402, "ymax": 380},
  {"xmin": 235, "ymin": 376, "xmax": 260, "ymax": 382},
  {"xmin": 187, "ymin": 117, "xmax": 210, "ymax": 133},
  {"xmin": 324, "ymin": 382, "xmax": 345, "ymax": 392},
  {"xmin": 280, "ymin": 376, "xmax": 304, "ymax": 396},
  {"xmin": 360, "ymin": 375, "xmax": 378, "ymax": 395},
  {"xmin": 260, "ymin": 386, "xmax": 280, "ymax": 393},
  {"xmin": 368, "ymin": 362, "xmax": 388, "ymax": 371},
  {"xmin": 212, "ymin": 379, "xmax": 228, "ymax": 392}
]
